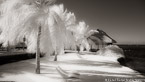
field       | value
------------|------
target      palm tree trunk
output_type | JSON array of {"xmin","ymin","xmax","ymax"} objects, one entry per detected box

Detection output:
[
  {"xmin": 36, "ymin": 26, "xmax": 41, "ymax": 74},
  {"xmin": 7, "ymin": 41, "xmax": 11, "ymax": 55},
  {"xmin": 102, "ymin": 41, "xmax": 104, "ymax": 48},
  {"xmin": 23, "ymin": 36, "xmax": 26, "ymax": 51},
  {"xmin": 54, "ymin": 51, "xmax": 57, "ymax": 61}
]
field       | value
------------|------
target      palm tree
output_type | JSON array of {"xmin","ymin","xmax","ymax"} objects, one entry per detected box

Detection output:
[
  {"xmin": 0, "ymin": 0, "xmax": 57, "ymax": 74},
  {"xmin": 67, "ymin": 21, "xmax": 90, "ymax": 52},
  {"xmin": 48, "ymin": 4, "xmax": 77, "ymax": 61}
]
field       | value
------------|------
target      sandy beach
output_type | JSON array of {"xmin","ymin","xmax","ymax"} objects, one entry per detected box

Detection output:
[{"xmin": 0, "ymin": 52, "xmax": 144, "ymax": 82}]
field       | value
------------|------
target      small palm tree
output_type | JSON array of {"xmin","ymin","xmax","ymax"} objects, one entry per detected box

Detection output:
[{"xmin": 67, "ymin": 21, "xmax": 90, "ymax": 52}]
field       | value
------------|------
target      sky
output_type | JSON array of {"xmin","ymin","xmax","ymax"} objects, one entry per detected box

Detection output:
[{"xmin": 57, "ymin": 0, "xmax": 145, "ymax": 44}]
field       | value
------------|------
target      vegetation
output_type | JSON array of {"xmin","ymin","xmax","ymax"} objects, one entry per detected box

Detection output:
[{"xmin": 0, "ymin": 0, "xmax": 116, "ymax": 74}]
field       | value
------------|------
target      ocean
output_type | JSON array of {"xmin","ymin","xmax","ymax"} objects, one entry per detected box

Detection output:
[{"xmin": 117, "ymin": 44, "xmax": 145, "ymax": 75}]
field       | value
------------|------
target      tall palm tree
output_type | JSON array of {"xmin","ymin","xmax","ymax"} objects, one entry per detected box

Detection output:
[
  {"xmin": 0, "ymin": 0, "xmax": 58, "ymax": 74},
  {"xmin": 48, "ymin": 4, "xmax": 77, "ymax": 61}
]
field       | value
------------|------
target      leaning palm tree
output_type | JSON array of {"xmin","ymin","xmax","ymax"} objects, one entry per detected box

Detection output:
[
  {"xmin": 0, "ymin": 0, "xmax": 62, "ymax": 74},
  {"xmin": 48, "ymin": 4, "xmax": 77, "ymax": 61},
  {"xmin": 48, "ymin": 4, "xmax": 90, "ymax": 54}
]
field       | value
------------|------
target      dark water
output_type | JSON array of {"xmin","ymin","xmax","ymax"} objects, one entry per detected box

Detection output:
[
  {"xmin": 117, "ymin": 44, "xmax": 145, "ymax": 75},
  {"xmin": 118, "ymin": 45, "xmax": 145, "ymax": 58}
]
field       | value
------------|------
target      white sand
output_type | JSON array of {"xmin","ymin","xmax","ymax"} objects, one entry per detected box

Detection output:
[{"xmin": 0, "ymin": 52, "xmax": 144, "ymax": 82}]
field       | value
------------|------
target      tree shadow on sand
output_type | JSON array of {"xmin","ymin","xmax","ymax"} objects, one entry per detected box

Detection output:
[
  {"xmin": 56, "ymin": 59, "xmax": 145, "ymax": 82},
  {"xmin": 58, "ymin": 60, "xmax": 122, "ymax": 68}
]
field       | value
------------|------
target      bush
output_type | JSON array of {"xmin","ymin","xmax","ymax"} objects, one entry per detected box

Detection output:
[{"xmin": 96, "ymin": 45, "xmax": 124, "ymax": 59}]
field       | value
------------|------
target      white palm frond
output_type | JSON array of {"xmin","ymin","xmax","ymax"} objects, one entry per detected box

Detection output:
[
  {"xmin": 0, "ymin": 3, "xmax": 39, "ymax": 46},
  {"xmin": 67, "ymin": 21, "xmax": 90, "ymax": 51},
  {"xmin": 0, "ymin": 0, "xmax": 35, "ymax": 14},
  {"xmin": 49, "ymin": 4, "xmax": 77, "ymax": 51},
  {"xmin": 0, "ymin": 0, "xmax": 58, "ymax": 55}
]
